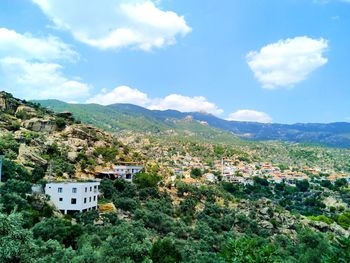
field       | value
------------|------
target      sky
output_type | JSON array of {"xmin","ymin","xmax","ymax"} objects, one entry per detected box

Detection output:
[{"xmin": 0, "ymin": 0, "xmax": 349, "ymax": 124}]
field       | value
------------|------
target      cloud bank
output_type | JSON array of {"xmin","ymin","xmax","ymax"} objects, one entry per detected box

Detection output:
[{"xmin": 88, "ymin": 86, "xmax": 224, "ymax": 115}]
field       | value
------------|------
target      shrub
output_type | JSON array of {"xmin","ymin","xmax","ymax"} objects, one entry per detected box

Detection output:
[
  {"xmin": 151, "ymin": 238, "xmax": 182, "ymax": 263},
  {"xmin": 308, "ymin": 215, "xmax": 334, "ymax": 225},
  {"xmin": 337, "ymin": 213, "xmax": 350, "ymax": 230},
  {"xmin": 191, "ymin": 168, "xmax": 202, "ymax": 178},
  {"xmin": 133, "ymin": 173, "xmax": 161, "ymax": 189}
]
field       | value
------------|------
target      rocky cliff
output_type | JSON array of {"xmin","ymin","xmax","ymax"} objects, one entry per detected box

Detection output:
[{"xmin": 0, "ymin": 91, "xmax": 134, "ymax": 179}]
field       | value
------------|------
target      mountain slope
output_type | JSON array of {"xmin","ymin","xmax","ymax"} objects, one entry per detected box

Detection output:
[
  {"xmin": 35, "ymin": 100, "xmax": 242, "ymax": 144},
  {"xmin": 35, "ymin": 100, "xmax": 350, "ymax": 148}
]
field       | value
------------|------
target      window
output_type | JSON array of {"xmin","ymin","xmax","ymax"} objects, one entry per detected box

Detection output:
[
  {"xmin": 58, "ymin": 187, "xmax": 63, "ymax": 193},
  {"xmin": 90, "ymin": 187, "xmax": 92, "ymax": 191},
  {"xmin": 72, "ymin": 188, "xmax": 77, "ymax": 193},
  {"xmin": 59, "ymin": 198, "xmax": 63, "ymax": 202},
  {"xmin": 85, "ymin": 187, "xmax": 87, "ymax": 192},
  {"xmin": 89, "ymin": 197, "xmax": 92, "ymax": 202},
  {"xmin": 71, "ymin": 198, "xmax": 77, "ymax": 204},
  {"xmin": 93, "ymin": 196, "xmax": 96, "ymax": 201},
  {"xmin": 84, "ymin": 198, "xmax": 87, "ymax": 204}
]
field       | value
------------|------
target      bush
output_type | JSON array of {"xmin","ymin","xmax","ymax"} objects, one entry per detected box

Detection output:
[
  {"xmin": 1, "ymin": 159, "xmax": 31, "ymax": 182},
  {"xmin": 191, "ymin": 168, "xmax": 202, "ymax": 178},
  {"xmin": 133, "ymin": 173, "xmax": 161, "ymax": 189},
  {"xmin": 151, "ymin": 238, "xmax": 182, "ymax": 263},
  {"xmin": 0, "ymin": 134, "xmax": 19, "ymax": 159},
  {"xmin": 93, "ymin": 147, "xmax": 119, "ymax": 162},
  {"xmin": 337, "ymin": 212, "xmax": 350, "ymax": 230},
  {"xmin": 221, "ymin": 237, "xmax": 277, "ymax": 263},
  {"xmin": 296, "ymin": 180, "xmax": 310, "ymax": 192},
  {"xmin": 114, "ymin": 197, "xmax": 139, "ymax": 212},
  {"xmin": 308, "ymin": 215, "xmax": 334, "ymax": 225},
  {"xmin": 32, "ymin": 218, "xmax": 82, "ymax": 248}
]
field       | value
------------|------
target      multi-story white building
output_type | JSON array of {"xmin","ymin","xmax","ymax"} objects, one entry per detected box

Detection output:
[{"xmin": 45, "ymin": 181, "xmax": 100, "ymax": 214}]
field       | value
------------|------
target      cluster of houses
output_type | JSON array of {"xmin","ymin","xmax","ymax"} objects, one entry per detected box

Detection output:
[
  {"xmin": 170, "ymin": 156, "xmax": 350, "ymax": 187},
  {"xmin": 39, "ymin": 154, "xmax": 350, "ymax": 215}
]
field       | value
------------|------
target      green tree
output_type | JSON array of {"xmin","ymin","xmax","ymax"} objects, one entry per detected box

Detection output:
[
  {"xmin": 151, "ymin": 237, "xmax": 182, "ymax": 263},
  {"xmin": 191, "ymin": 168, "xmax": 202, "ymax": 178},
  {"xmin": 221, "ymin": 237, "xmax": 277, "ymax": 263},
  {"xmin": 296, "ymin": 180, "xmax": 310, "ymax": 192},
  {"xmin": 133, "ymin": 173, "xmax": 161, "ymax": 189},
  {"xmin": 0, "ymin": 211, "xmax": 35, "ymax": 263}
]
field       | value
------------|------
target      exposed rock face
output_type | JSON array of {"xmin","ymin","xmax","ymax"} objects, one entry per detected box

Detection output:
[
  {"xmin": 0, "ymin": 91, "xmax": 130, "ymax": 179},
  {"xmin": 17, "ymin": 144, "xmax": 47, "ymax": 167},
  {"xmin": 308, "ymin": 220, "xmax": 349, "ymax": 237},
  {"xmin": 67, "ymin": 152, "xmax": 79, "ymax": 162},
  {"xmin": 234, "ymin": 198, "xmax": 350, "ymax": 238},
  {"xmin": 15, "ymin": 105, "xmax": 37, "ymax": 119},
  {"xmin": 22, "ymin": 118, "xmax": 57, "ymax": 133},
  {"xmin": 0, "ymin": 92, "xmax": 21, "ymax": 114}
]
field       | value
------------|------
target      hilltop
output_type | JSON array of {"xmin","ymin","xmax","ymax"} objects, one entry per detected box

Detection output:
[{"xmin": 36, "ymin": 99, "xmax": 350, "ymax": 148}]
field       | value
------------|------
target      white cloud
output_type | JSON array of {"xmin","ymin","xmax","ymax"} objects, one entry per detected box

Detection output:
[
  {"xmin": 88, "ymin": 86, "xmax": 223, "ymax": 115},
  {"xmin": 0, "ymin": 57, "xmax": 90, "ymax": 101},
  {"xmin": 0, "ymin": 28, "xmax": 78, "ymax": 62},
  {"xmin": 227, "ymin": 110, "xmax": 272, "ymax": 123},
  {"xmin": 0, "ymin": 27, "xmax": 90, "ymax": 102},
  {"xmin": 149, "ymin": 94, "xmax": 223, "ymax": 115},
  {"xmin": 87, "ymin": 86, "xmax": 150, "ymax": 106},
  {"xmin": 32, "ymin": 0, "xmax": 191, "ymax": 51},
  {"xmin": 247, "ymin": 36, "xmax": 328, "ymax": 89}
]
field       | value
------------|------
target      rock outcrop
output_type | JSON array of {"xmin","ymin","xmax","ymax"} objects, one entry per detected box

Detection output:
[
  {"xmin": 0, "ymin": 91, "xmax": 21, "ymax": 114},
  {"xmin": 22, "ymin": 118, "xmax": 57, "ymax": 133},
  {"xmin": 233, "ymin": 198, "xmax": 350, "ymax": 238},
  {"xmin": 17, "ymin": 144, "xmax": 47, "ymax": 167},
  {"xmin": 15, "ymin": 105, "xmax": 37, "ymax": 119}
]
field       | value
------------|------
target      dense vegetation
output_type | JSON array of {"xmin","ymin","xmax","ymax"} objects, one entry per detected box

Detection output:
[
  {"xmin": 1, "ymin": 92, "xmax": 350, "ymax": 262},
  {"xmin": 36, "ymin": 99, "xmax": 350, "ymax": 148},
  {"xmin": 1, "ymin": 159, "xmax": 350, "ymax": 262}
]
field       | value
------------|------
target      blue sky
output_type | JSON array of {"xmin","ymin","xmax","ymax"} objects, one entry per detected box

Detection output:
[{"xmin": 0, "ymin": 0, "xmax": 349, "ymax": 124}]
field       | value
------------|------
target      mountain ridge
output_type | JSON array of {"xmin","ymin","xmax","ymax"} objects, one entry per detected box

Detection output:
[{"xmin": 35, "ymin": 99, "xmax": 350, "ymax": 148}]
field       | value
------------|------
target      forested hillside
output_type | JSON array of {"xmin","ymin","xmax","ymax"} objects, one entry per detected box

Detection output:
[
  {"xmin": 1, "ymin": 92, "xmax": 350, "ymax": 262},
  {"xmin": 36, "ymin": 100, "xmax": 350, "ymax": 148}
]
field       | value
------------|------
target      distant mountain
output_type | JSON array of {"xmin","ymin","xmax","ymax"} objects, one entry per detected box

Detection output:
[
  {"xmin": 34, "ymin": 100, "xmax": 242, "ymax": 144},
  {"xmin": 35, "ymin": 100, "xmax": 350, "ymax": 148}
]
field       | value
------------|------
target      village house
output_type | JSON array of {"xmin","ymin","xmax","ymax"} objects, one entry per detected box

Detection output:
[
  {"xmin": 113, "ymin": 164, "xmax": 144, "ymax": 181},
  {"xmin": 45, "ymin": 181, "xmax": 100, "ymax": 214},
  {"xmin": 96, "ymin": 163, "xmax": 144, "ymax": 182}
]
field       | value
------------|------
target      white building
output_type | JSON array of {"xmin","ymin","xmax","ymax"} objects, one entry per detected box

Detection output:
[
  {"xmin": 113, "ymin": 165, "xmax": 143, "ymax": 181},
  {"xmin": 203, "ymin": 173, "xmax": 217, "ymax": 183},
  {"xmin": 45, "ymin": 181, "xmax": 100, "ymax": 214}
]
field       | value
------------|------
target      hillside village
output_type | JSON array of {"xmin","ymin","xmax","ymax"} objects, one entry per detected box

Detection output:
[
  {"xmin": 115, "ymin": 131, "xmax": 350, "ymax": 188},
  {"xmin": 2, "ymin": 91, "xmax": 350, "ymax": 262},
  {"xmin": 2, "ymin": 90, "xmax": 350, "ymax": 199}
]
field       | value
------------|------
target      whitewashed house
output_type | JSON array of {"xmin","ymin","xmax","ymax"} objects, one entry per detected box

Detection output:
[
  {"xmin": 45, "ymin": 181, "xmax": 100, "ymax": 214},
  {"xmin": 113, "ymin": 165, "xmax": 144, "ymax": 181},
  {"xmin": 203, "ymin": 173, "xmax": 217, "ymax": 183}
]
